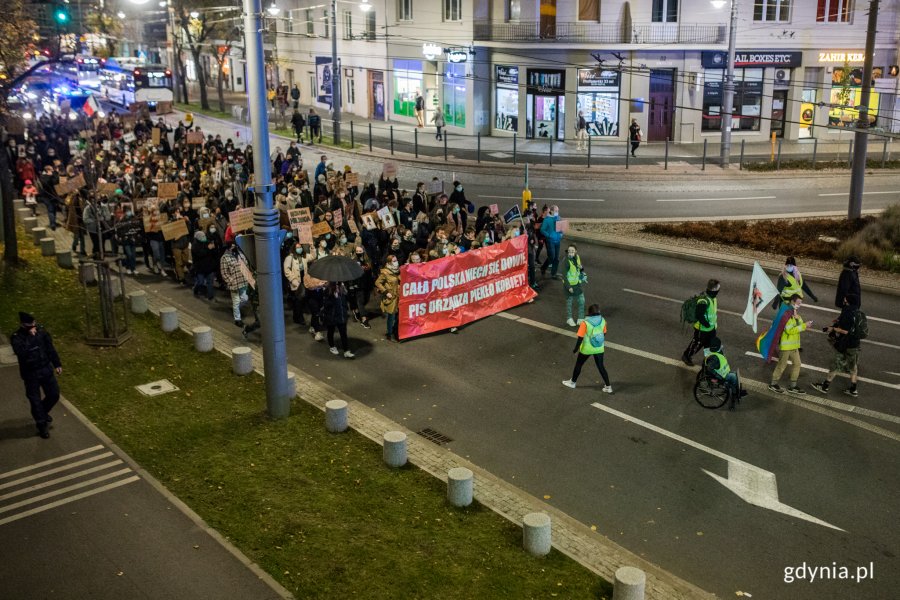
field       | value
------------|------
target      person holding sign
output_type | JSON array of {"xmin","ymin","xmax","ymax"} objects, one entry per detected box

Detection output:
[
  {"xmin": 562, "ymin": 304, "xmax": 613, "ymax": 393},
  {"xmin": 375, "ymin": 255, "xmax": 401, "ymax": 342},
  {"xmin": 220, "ymin": 244, "xmax": 250, "ymax": 327}
]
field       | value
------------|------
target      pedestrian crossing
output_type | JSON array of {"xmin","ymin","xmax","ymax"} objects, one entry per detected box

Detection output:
[{"xmin": 0, "ymin": 444, "xmax": 139, "ymax": 527}]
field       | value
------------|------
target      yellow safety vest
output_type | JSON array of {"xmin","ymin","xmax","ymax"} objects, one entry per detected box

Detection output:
[
  {"xmin": 694, "ymin": 296, "xmax": 717, "ymax": 332},
  {"xmin": 566, "ymin": 255, "xmax": 583, "ymax": 286},
  {"xmin": 579, "ymin": 317, "xmax": 606, "ymax": 355},
  {"xmin": 779, "ymin": 315, "xmax": 807, "ymax": 350},
  {"xmin": 705, "ymin": 351, "xmax": 730, "ymax": 379},
  {"xmin": 780, "ymin": 272, "xmax": 803, "ymax": 302}
]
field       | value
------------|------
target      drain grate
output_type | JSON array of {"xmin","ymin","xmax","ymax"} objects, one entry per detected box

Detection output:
[{"xmin": 416, "ymin": 428, "xmax": 453, "ymax": 445}]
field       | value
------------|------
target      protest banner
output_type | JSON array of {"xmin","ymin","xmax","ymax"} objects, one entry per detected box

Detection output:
[
  {"xmin": 187, "ymin": 131, "xmax": 204, "ymax": 145},
  {"xmin": 229, "ymin": 207, "xmax": 254, "ymax": 232},
  {"xmin": 311, "ymin": 220, "xmax": 333, "ymax": 238},
  {"xmin": 151, "ymin": 128, "xmax": 161, "ymax": 145},
  {"xmin": 361, "ymin": 212, "xmax": 378, "ymax": 230},
  {"xmin": 333, "ymin": 207, "xmax": 343, "ymax": 229},
  {"xmin": 398, "ymin": 236, "xmax": 535, "ymax": 340},
  {"xmin": 382, "ymin": 161, "xmax": 398, "ymax": 178},
  {"xmin": 157, "ymin": 182, "xmax": 179, "ymax": 199},
  {"xmin": 161, "ymin": 219, "xmax": 189, "ymax": 241},
  {"xmin": 377, "ymin": 206, "xmax": 395, "ymax": 229},
  {"xmin": 288, "ymin": 208, "xmax": 306, "ymax": 230},
  {"xmin": 555, "ymin": 219, "xmax": 569, "ymax": 234}
]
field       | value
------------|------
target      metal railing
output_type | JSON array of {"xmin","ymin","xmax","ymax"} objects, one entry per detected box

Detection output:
[{"xmin": 473, "ymin": 21, "xmax": 725, "ymax": 44}]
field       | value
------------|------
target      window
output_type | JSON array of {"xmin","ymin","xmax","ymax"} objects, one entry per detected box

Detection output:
[
  {"xmin": 323, "ymin": 9, "xmax": 329, "ymax": 38},
  {"xmin": 365, "ymin": 11, "xmax": 376, "ymax": 40},
  {"xmin": 305, "ymin": 9, "xmax": 314, "ymax": 35},
  {"xmin": 398, "ymin": 0, "xmax": 412, "ymax": 21},
  {"xmin": 702, "ymin": 68, "xmax": 763, "ymax": 132},
  {"xmin": 346, "ymin": 78, "xmax": 355, "ymax": 105},
  {"xmin": 578, "ymin": 0, "xmax": 599, "ymax": 21},
  {"xmin": 817, "ymin": 0, "xmax": 851, "ymax": 22},
  {"xmin": 753, "ymin": 0, "xmax": 791, "ymax": 21},
  {"xmin": 507, "ymin": 0, "xmax": 521, "ymax": 20},
  {"xmin": 343, "ymin": 10, "xmax": 352, "ymax": 39},
  {"xmin": 442, "ymin": 62, "xmax": 467, "ymax": 127},
  {"xmin": 444, "ymin": 0, "xmax": 461, "ymax": 21},
  {"xmin": 652, "ymin": 0, "xmax": 677, "ymax": 22},
  {"xmin": 285, "ymin": 11, "xmax": 294, "ymax": 33}
]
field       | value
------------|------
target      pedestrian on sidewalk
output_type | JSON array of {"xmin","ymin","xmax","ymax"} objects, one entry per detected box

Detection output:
[
  {"xmin": 562, "ymin": 304, "xmax": 613, "ymax": 393},
  {"xmin": 836, "ymin": 256, "xmax": 861, "ymax": 309},
  {"xmin": 290, "ymin": 84, "xmax": 300, "ymax": 109},
  {"xmin": 10, "ymin": 312, "xmax": 62, "ymax": 439},
  {"xmin": 539, "ymin": 205, "xmax": 562, "ymax": 279},
  {"xmin": 768, "ymin": 294, "xmax": 812, "ymax": 395},
  {"xmin": 629, "ymin": 118, "xmax": 642, "ymax": 157},
  {"xmin": 414, "ymin": 90, "xmax": 425, "ymax": 128},
  {"xmin": 563, "ymin": 244, "xmax": 586, "ymax": 327},
  {"xmin": 291, "ymin": 110, "xmax": 306, "ymax": 142},
  {"xmin": 431, "ymin": 106, "xmax": 445, "ymax": 141},
  {"xmin": 812, "ymin": 293, "xmax": 863, "ymax": 397},
  {"xmin": 308, "ymin": 108, "xmax": 322, "ymax": 143},
  {"xmin": 575, "ymin": 111, "xmax": 588, "ymax": 151},
  {"xmin": 681, "ymin": 279, "xmax": 720, "ymax": 366}
]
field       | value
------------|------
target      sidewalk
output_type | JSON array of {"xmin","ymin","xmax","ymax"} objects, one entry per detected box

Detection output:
[
  {"xmin": 0, "ymin": 365, "xmax": 290, "ymax": 599},
  {"xmin": 181, "ymin": 82, "xmax": 899, "ymax": 170}
]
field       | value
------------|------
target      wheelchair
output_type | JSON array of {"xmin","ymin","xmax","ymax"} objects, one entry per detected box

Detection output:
[{"xmin": 694, "ymin": 367, "xmax": 743, "ymax": 411}]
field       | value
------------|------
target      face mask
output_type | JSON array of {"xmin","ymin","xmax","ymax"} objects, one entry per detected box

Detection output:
[
  {"xmin": 453, "ymin": 207, "xmax": 459, "ymax": 214},
  {"xmin": 285, "ymin": 232, "xmax": 293, "ymax": 239},
  {"xmin": 567, "ymin": 251, "xmax": 576, "ymax": 257},
  {"xmin": 356, "ymin": 251, "xmax": 364, "ymax": 256},
  {"xmin": 390, "ymin": 261, "xmax": 399, "ymax": 269},
  {"xmin": 320, "ymin": 241, "xmax": 327, "ymax": 248},
  {"xmin": 707, "ymin": 289, "xmax": 719, "ymax": 298},
  {"xmin": 786, "ymin": 265, "xmax": 795, "ymax": 274},
  {"xmin": 295, "ymin": 248, "xmax": 303, "ymax": 255},
  {"xmin": 126, "ymin": 211, "xmax": 134, "ymax": 218},
  {"xmin": 455, "ymin": 185, "xmax": 462, "ymax": 192},
  {"xmin": 209, "ymin": 227, "xmax": 216, "ymax": 234},
  {"xmin": 340, "ymin": 236, "xmax": 347, "ymax": 244},
  {"xmin": 198, "ymin": 235, "xmax": 207, "ymax": 243},
  {"xmin": 512, "ymin": 231, "xmax": 520, "ymax": 237},
  {"xmin": 325, "ymin": 233, "xmax": 331, "ymax": 240}
]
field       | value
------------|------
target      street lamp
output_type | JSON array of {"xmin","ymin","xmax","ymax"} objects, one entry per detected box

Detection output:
[
  {"xmin": 189, "ymin": 10, "xmax": 200, "ymax": 18},
  {"xmin": 266, "ymin": 1, "xmax": 280, "ymax": 16},
  {"xmin": 712, "ymin": 0, "xmax": 737, "ymax": 167},
  {"xmin": 360, "ymin": 0, "xmax": 372, "ymax": 10}
]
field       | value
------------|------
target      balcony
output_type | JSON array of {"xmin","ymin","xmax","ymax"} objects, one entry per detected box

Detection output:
[{"xmin": 473, "ymin": 21, "xmax": 726, "ymax": 45}]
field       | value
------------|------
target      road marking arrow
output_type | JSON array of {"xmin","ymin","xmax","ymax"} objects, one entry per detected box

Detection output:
[{"xmin": 590, "ymin": 402, "xmax": 845, "ymax": 531}]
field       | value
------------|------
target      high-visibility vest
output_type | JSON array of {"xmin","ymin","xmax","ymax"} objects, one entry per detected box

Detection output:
[
  {"xmin": 779, "ymin": 315, "xmax": 807, "ymax": 350},
  {"xmin": 566, "ymin": 255, "xmax": 582, "ymax": 286},
  {"xmin": 780, "ymin": 272, "xmax": 803, "ymax": 301},
  {"xmin": 694, "ymin": 296, "xmax": 717, "ymax": 332},
  {"xmin": 705, "ymin": 351, "xmax": 730, "ymax": 379},
  {"xmin": 579, "ymin": 317, "xmax": 606, "ymax": 355}
]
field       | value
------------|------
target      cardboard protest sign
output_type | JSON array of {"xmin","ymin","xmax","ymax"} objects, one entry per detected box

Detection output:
[
  {"xmin": 123, "ymin": 132, "xmax": 136, "ymax": 143},
  {"xmin": 229, "ymin": 207, "xmax": 254, "ymax": 232},
  {"xmin": 157, "ymin": 182, "xmax": 179, "ymax": 200},
  {"xmin": 151, "ymin": 128, "xmax": 161, "ymax": 145},
  {"xmin": 161, "ymin": 218, "xmax": 189, "ymax": 241},
  {"xmin": 427, "ymin": 179, "xmax": 443, "ymax": 195},
  {"xmin": 143, "ymin": 210, "xmax": 167, "ymax": 233},
  {"xmin": 311, "ymin": 220, "xmax": 333, "ymax": 238},
  {"xmin": 333, "ymin": 207, "xmax": 343, "ymax": 229},
  {"xmin": 239, "ymin": 260, "xmax": 256, "ymax": 289},
  {"xmin": 5, "ymin": 117, "xmax": 25, "ymax": 136},
  {"xmin": 98, "ymin": 182, "xmax": 119, "ymax": 197},
  {"xmin": 287, "ymin": 208, "xmax": 306, "ymax": 230},
  {"xmin": 489, "ymin": 203, "xmax": 499, "ymax": 215},
  {"xmin": 186, "ymin": 131, "xmax": 204, "ymax": 145},
  {"xmin": 191, "ymin": 196, "xmax": 207, "ymax": 209},
  {"xmin": 382, "ymin": 161, "xmax": 398, "ymax": 179},
  {"xmin": 298, "ymin": 222, "xmax": 313, "ymax": 245},
  {"xmin": 345, "ymin": 172, "xmax": 359, "ymax": 187},
  {"xmin": 361, "ymin": 213, "xmax": 378, "ymax": 230},
  {"xmin": 135, "ymin": 197, "xmax": 157, "ymax": 211},
  {"xmin": 377, "ymin": 206, "xmax": 395, "ymax": 229},
  {"xmin": 347, "ymin": 218, "xmax": 359, "ymax": 234},
  {"xmin": 555, "ymin": 219, "xmax": 569, "ymax": 234}
]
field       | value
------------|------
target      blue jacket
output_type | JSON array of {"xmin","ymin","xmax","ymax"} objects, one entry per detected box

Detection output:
[{"xmin": 540, "ymin": 214, "xmax": 562, "ymax": 244}]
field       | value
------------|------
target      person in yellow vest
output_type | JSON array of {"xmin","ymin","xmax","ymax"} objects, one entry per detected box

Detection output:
[
  {"xmin": 769, "ymin": 294, "xmax": 813, "ymax": 394},
  {"xmin": 775, "ymin": 256, "xmax": 818, "ymax": 306},
  {"xmin": 681, "ymin": 279, "xmax": 720, "ymax": 366},
  {"xmin": 563, "ymin": 244, "xmax": 586, "ymax": 327},
  {"xmin": 562, "ymin": 304, "xmax": 612, "ymax": 393},
  {"xmin": 703, "ymin": 337, "xmax": 746, "ymax": 400}
]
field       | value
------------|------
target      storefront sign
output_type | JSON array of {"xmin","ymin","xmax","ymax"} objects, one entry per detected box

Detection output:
[
  {"xmin": 422, "ymin": 43, "xmax": 442, "ymax": 60},
  {"xmin": 496, "ymin": 65, "xmax": 518, "ymax": 86},
  {"xmin": 818, "ymin": 51, "xmax": 866, "ymax": 63},
  {"xmin": 447, "ymin": 49, "xmax": 468, "ymax": 63},
  {"xmin": 701, "ymin": 50, "xmax": 802, "ymax": 69},
  {"xmin": 577, "ymin": 69, "xmax": 620, "ymax": 89},
  {"xmin": 527, "ymin": 69, "xmax": 565, "ymax": 91}
]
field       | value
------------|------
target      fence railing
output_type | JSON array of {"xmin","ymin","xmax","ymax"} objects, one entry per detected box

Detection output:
[{"xmin": 473, "ymin": 20, "xmax": 725, "ymax": 44}]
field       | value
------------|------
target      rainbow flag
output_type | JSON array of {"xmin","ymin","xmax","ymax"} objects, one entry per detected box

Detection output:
[{"xmin": 756, "ymin": 302, "xmax": 792, "ymax": 363}]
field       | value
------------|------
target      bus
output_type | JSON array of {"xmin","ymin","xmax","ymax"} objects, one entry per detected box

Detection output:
[
  {"xmin": 99, "ymin": 58, "xmax": 173, "ymax": 109},
  {"xmin": 75, "ymin": 55, "xmax": 104, "ymax": 90}
]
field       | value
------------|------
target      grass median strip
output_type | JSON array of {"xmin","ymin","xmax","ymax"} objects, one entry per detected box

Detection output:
[{"xmin": 1, "ymin": 236, "xmax": 611, "ymax": 599}]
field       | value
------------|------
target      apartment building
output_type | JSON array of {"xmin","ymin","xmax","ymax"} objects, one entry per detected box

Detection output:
[{"xmin": 271, "ymin": 0, "xmax": 900, "ymax": 142}]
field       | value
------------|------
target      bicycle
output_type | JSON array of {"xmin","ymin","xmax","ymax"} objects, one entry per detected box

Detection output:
[{"xmin": 694, "ymin": 367, "xmax": 743, "ymax": 411}]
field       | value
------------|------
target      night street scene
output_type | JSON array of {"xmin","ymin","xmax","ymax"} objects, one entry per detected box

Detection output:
[{"xmin": 1, "ymin": 0, "xmax": 899, "ymax": 598}]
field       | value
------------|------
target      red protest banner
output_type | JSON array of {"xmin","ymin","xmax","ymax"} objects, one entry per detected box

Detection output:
[{"xmin": 398, "ymin": 236, "xmax": 535, "ymax": 340}]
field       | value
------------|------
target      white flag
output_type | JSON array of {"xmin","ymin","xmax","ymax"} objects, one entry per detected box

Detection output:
[{"xmin": 743, "ymin": 261, "xmax": 780, "ymax": 333}]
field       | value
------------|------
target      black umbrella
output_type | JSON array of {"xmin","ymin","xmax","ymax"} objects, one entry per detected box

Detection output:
[{"xmin": 307, "ymin": 254, "xmax": 364, "ymax": 282}]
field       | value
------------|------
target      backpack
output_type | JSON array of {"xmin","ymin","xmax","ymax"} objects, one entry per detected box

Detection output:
[
  {"xmin": 587, "ymin": 319, "xmax": 605, "ymax": 348},
  {"xmin": 848, "ymin": 310, "xmax": 868, "ymax": 340},
  {"xmin": 680, "ymin": 294, "xmax": 704, "ymax": 327}
]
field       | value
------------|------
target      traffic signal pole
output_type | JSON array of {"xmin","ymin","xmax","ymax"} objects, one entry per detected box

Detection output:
[{"xmin": 847, "ymin": 0, "xmax": 879, "ymax": 220}]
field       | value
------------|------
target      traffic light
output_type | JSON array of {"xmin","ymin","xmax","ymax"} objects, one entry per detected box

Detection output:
[{"xmin": 54, "ymin": 5, "xmax": 70, "ymax": 24}]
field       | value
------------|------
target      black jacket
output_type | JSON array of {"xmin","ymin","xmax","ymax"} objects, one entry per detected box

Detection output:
[
  {"xmin": 10, "ymin": 327, "xmax": 61, "ymax": 381},
  {"xmin": 836, "ymin": 263, "xmax": 861, "ymax": 308}
]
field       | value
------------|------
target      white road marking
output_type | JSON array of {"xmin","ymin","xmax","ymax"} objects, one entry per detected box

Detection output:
[
  {"xmin": 0, "ymin": 461, "xmax": 124, "ymax": 501},
  {"xmin": 0, "ymin": 445, "xmax": 105, "ymax": 480},
  {"xmin": 745, "ymin": 351, "xmax": 900, "ymax": 391},
  {"xmin": 590, "ymin": 402, "xmax": 844, "ymax": 531},
  {"xmin": 818, "ymin": 190, "xmax": 900, "ymax": 197},
  {"xmin": 886, "ymin": 372, "xmax": 900, "ymax": 378},
  {"xmin": 0, "ymin": 476, "xmax": 139, "ymax": 527},
  {"xmin": 0, "ymin": 468, "xmax": 133, "ymax": 515},
  {"xmin": 0, "ymin": 452, "xmax": 116, "ymax": 491},
  {"xmin": 656, "ymin": 196, "xmax": 777, "ymax": 202},
  {"xmin": 479, "ymin": 195, "xmax": 605, "ymax": 203}
]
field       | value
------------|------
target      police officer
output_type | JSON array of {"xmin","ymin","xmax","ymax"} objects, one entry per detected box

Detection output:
[{"xmin": 10, "ymin": 312, "xmax": 62, "ymax": 439}]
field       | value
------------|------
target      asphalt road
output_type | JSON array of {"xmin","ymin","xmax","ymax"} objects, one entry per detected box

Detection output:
[{"xmin": 133, "ymin": 241, "xmax": 900, "ymax": 600}]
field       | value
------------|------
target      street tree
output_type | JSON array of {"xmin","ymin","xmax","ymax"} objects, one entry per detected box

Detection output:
[
  {"xmin": 210, "ymin": 26, "xmax": 240, "ymax": 113},
  {"xmin": 83, "ymin": 11, "xmax": 124, "ymax": 59}
]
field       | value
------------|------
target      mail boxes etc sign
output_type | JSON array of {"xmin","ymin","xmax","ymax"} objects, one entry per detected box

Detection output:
[{"xmin": 701, "ymin": 51, "xmax": 803, "ymax": 69}]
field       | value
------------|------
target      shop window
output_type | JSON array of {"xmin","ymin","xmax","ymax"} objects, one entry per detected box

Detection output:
[
  {"xmin": 753, "ymin": 0, "xmax": 791, "ymax": 22},
  {"xmin": 817, "ymin": 0, "xmax": 852, "ymax": 22},
  {"xmin": 393, "ymin": 59, "xmax": 423, "ymax": 118},
  {"xmin": 444, "ymin": 0, "xmax": 461, "ymax": 21},
  {"xmin": 398, "ymin": 0, "xmax": 413, "ymax": 21},
  {"xmin": 495, "ymin": 87, "xmax": 518, "ymax": 131},
  {"xmin": 652, "ymin": 0, "xmax": 677, "ymax": 22},
  {"xmin": 578, "ymin": 0, "xmax": 599, "ymax": 21},
  {"xmin": 702, "ymin": 68, "xmax": 763, "ymax": 132},
  {"xmin": 577, "ymin": 92, "xmax": 619, "ymax": 136},
  {"xmin": 442, "ymin": 63, "xmax": 467, "ymax": 127}
]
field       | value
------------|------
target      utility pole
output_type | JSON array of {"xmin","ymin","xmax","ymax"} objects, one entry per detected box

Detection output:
[
  {"xmin": 330, "ymin": 0, "xmax": 342, "ymax": 144},
  {"xmin": 719, "ymin": 0, "xmax": 738, "ymax": 167},
  {"xmin": 242, "ymin": 0, "xmax": 291, "ymax": 418},
  {"xmin": 848, "ymin": 0, "xmax": 879, "ymax": 220}
]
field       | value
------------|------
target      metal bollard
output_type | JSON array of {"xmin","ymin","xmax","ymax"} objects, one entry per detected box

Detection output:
[
  {"xmin": 549, "ymin": 137, "xmax": 553, "ymax": 167},
  {"xmin": 56, "ymin": 250, "xmax": 74, "ymax": 269},
  {"xmin": 477, "ymin": 132, "xmax": 481, "ymax": 163},
  {"xmin": 390, "ymin": 125, "xmax": 394, "ymax": 155},
  {"xmin": 664, "ymin": 138, "xmax": 669, "ymax": 170},
  {"xmin": 286, "ymin": 371, "xmax": 296, "ymax": 398},
  {"xmin": 587, "ymin": 134, "xmax": 592, "ymax": 168},
  {"xmin": 349, "ymin": 121, "xmax": 354, "ymax": 148},
  {"xmin": 613, "ymin": 566, "xmax": 646, "ymax": 600},
  {"xmin": 32, "ymin": 227, "xmax": 47, "ymax": 245},
  {"xmin": 739, "ymin": 139, "xmax": 745, "ymax": 170},
  {"xmin": 776, "ymin": 139, "xmax": 782, "ymax": 170},
  {"xmin": 414, "ymin": 127, "xmax": 418, "ymax": 158},
  {"xmin": 522, "ymin": 512, "xmax": 551, "ymax": 556},
  {"xmin": 368, "ymin": 123, "xmax": 372, "ymax": 151},
  {"xmin": 625, "ymin": 139, "xmax": 630, "ymax": 169},
  {"xmin": 882, "ymin": 138, "xmax": 888, "ymax": 168},
  {"xmin": 383, "ymin": 431, "xmax": 408, "ymax": 467},
  {"xmin": 40, "ymin": 238, "xmax": 56, "ymax": 256},
  {"xmin": 513, "ymin": 133, "xmax": 517, "ymax": 165},
  {"xmin": 447, "ymin": 467, "xmax": 473, "ymax": 507},
  {"xmin": 159, "ymin": 306, "xmax": 179, "ymax": 332},
  {"xmin": 444, "ymin": 133, "xmax": 448, "ymax": 161},
  {"xmin": 325, "ymin": 399, "xmax": 348, "ymax": 433},
  {"xmin": 701, "ymin": 139, "xmax": 707, "ymax": 171},
  {"xmin": 192, "ymin": 326, "xmax": 213, "ymax": 352},
  {"xmin": 848, "ymin": 140, "xmax": 853, "ymax": 167},
  {"xmin": 128, "ymin": 290, "xmax": 148, "ymax": 314},
  {"xmin": 812, "ymin": 138, "xmax": 818, "ymax": 170},
  {"xmin": 232, "ymin": 346, "xmax": 253, "ymax": 376}
]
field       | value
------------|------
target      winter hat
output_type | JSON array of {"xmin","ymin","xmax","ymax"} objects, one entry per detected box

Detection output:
[
  {"xmin": 24, "ymin": 179, "xmax": 32, "ymax": 185},
  {"xmin": 19, "ymin": 311, "xmax": 35, "ymax": 324}
]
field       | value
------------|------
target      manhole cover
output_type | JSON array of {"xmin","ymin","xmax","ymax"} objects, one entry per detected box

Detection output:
[
  {"xmin": 136, "ymin": 379, "xmax": 179, "ymax": 397},
  {"xmin": 416, "ymin": 428, "xmax": 453, "ymax": 445}
]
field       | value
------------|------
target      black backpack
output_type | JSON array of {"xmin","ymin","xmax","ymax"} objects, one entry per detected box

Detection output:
[{"xmin": 848, "ymin": 310, "xmax": 869, "ymax": 340}]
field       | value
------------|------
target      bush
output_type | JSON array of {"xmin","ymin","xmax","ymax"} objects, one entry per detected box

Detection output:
[{"xmin": 836, "ymin": 204, "xmax": 900, "ymax": 272}]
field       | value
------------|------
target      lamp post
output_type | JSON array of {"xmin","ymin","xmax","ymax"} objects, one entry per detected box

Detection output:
[
  {"xmin": 330, "ymin": 0, "xmax": 342, "ymax": 144},
  {"xmin": 266, "ymin": 2, "xmax": 281, "ymax": 92},
  {"xmin": 712, "ymin": 0, "xmax": 737, "ymax": 167}
]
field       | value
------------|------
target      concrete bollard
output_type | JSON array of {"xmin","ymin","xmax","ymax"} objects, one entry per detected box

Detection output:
[
  {"xmin": 159, "ymin": 306, "xmax": 179, "ymax": 332},
  {"xmin": 40, "ymin": 238, "xmax": 56, "ymax": 256},
  {"xmin": 13, "ymin": 198, "xmax": 24, "ymax": 210},
  {"xmin": 325, "ymin": 399, "xmax": 348, "ymax": 433},
  {"xmin": 78, "ymin": 262, "xmax": 97, "ymax": 285},
  {"xmin": 447, "ymin": 467, "xmax": 474, "ymax": 507},
  {"xmin": 128, "ymin": 290, "xmax": 148, "ymax": 314},
  {"xmin": 16, "ymin": 207, "xmax": 32, "ymax": 224},
  {"xmin": 383, "ymin": 431, "xmax": 408, "ymax": 468},
  {"xmin": 192, "ymin": 326, "xmax": 214, "ymax": 352},
  {"xmin": 22, "ymin": 217, "xmax": 37, "ymax": 232},
  {"xmin": 31, "ymin": 227, "xmax": 47, "ymax": 245},
  {"xmin": 286, "ymin": 371, "xmax": 297, "ymax": 397},
  {"xmin": 232, "ymin": 346, "xmax": 253, "ymax": 375},
  {"xmin": 523, "ymin": 512, "xmax": 552, "ymax": 557},
  {"xmin": 56, "ymin": 250, "xmax": 74, "ymax": 269},
  {"xmin": 613, "ymin": 566, "xmax": 646, "ymax": 600}
]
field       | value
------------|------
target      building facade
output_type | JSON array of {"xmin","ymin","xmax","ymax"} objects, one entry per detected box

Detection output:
[{"xmin": 270, "ymin": 0, "xmax": 900, "ymax": 142}]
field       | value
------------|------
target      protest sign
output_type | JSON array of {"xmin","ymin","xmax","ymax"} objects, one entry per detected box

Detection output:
[
  {"xmin": 427, "ymin": 179, "xmax": 443, "ymax": 195},
  {"xmin": 239, "ymin": 259, "xmax": 256, "ymax": 289},
  {"xmin": 311, "ymin": 220, "xmax": 333, "ymax": 238},
  {"xmin": 229, "ymin": 207, "xmax": 254, "ymax": 232},
  {"xmin": 503, "ymin": 205, "xmax": 522, "ymax": 224},
  {"xmin": 398, "ymin": 237, "xmax": 535, "ymax": 340},
  {"xmin": 298, "ymin": 222, "xmax": 313, "ymax": 245},
  {"xmin": 489, "ymin": 203, "xmax": 499, "ymax": 215},
  {"xmin": 555, "ymin": 219, "xmax": 569, "ymax": 234},
  {"xmin": 377, "ymin": 206, "xmax": 395, "ymax": 229},
  {"xmin": 288, "ymin": 208, "xmax": 306, "ymax": 230},
  {"xmin": 347, "ymin": 218, "xmax": 358, "ymax": 234},
  {"xmin": 345, "ymin": 172, "xmax": 359, "ymax": 187},
  {"xmin": 123, "ymin": 132, "xmax": 136, "ymax": 143},
  {"xmin": 382, "ymin": 161, "xmax": 398, "ymax": 178},
  {"xmin": 143, "ymin": 210, "xmax": 167, "ymax": 233},
  {"xmin": 135, "ymin": 197, "xmax": 157, "ymax": 211},
  {"xmin": 362, "ymin": 212, "xmax": 378, "ymax": 230},
  {"xmin": 157, "ymin": 182, "xmax": 179, "ymax": 199},
  {"xmin": 187, "ymin": 131, "xmax": 204, "ymax": 145},
  {"xmin": 151, "ymin": 128, "xmax": 161, "ymax": 145},
  {"xmin": 333, "ymin": 207, "xmax": 343, "ymax": 229},
  {"xmin": 161, "ymin": 219, "xmax": 189, "ymax": 241},
  {"xmin": 102, "ymin": 140, "xmax": 112, "ymax": 151},
  {"xmin": 98, "ymin": 182, "xmax": 119, "ymax": 197},
  {"xmin": 191, "ymin": 196, "xmax": 207, "ymax": 209}
]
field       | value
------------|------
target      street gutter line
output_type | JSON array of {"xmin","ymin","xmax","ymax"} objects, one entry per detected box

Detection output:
[
  {"xmin": 818, "ymin": 190, "xmax": 900, "ymax": 197},
  {"xmin": 656, "ymin": 196, "xmax": 777, "ymax": 202},
  {"xmin": 479, "ymin": 195, "xmax": 606, "ymax": 203}
]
